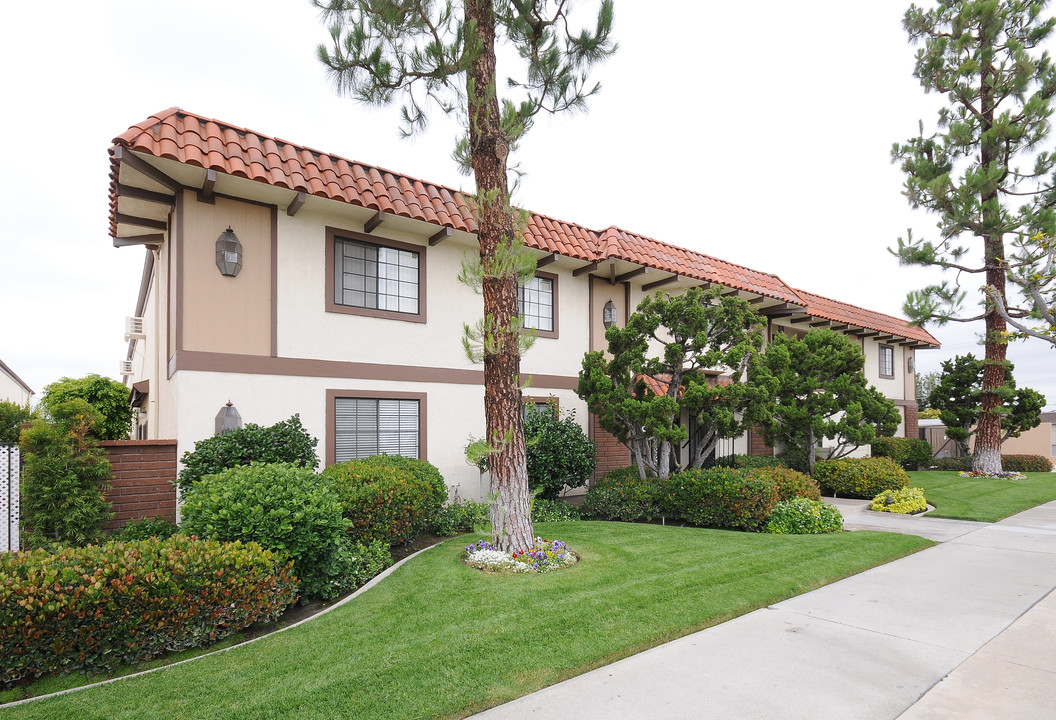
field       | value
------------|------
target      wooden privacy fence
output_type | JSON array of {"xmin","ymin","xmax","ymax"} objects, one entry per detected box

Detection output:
[{"xmin": 0, "ymin": 443, "xmax": 19, "ymax": 552}]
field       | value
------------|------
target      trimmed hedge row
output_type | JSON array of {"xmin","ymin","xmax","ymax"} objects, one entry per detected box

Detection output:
[
  {"xmin": 711, "ymin": 454, "xmax": 788, "ymax": 470},
  {"xmin": 928, "ymin": 454, "xmax": 1053, "ymax": 472},
  {"xmin": 0, "ymin": 536, "xmax": 296, "ymax": 685},
  {"xmin": 584, "ymin": 465, "xmax": 822, "ymax": 532},
  {"xmin": 765, "ymin": 498, "xmax": 844, "ymax": 534},
  {"xmin": 814, "ymin": 457, "xmax": 909, "ymax": 499},
  {"xmin": 871, "ymin": 437, "xmax": 933, "ymax": 469}
]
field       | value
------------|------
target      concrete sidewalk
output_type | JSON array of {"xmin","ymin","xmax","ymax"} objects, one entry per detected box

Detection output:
[{"xmin": 471, "ymin": 501, "xmax": 1056, "ymax": 719}]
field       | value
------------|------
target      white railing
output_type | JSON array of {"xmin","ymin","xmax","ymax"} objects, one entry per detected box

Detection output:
[{"xmin": 0, "ymin": 444, "xmax": 19, "ymax": 552}]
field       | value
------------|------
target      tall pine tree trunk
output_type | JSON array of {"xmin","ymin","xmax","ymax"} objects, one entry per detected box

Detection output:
[
  {"xmin": 974, "ymin": 57, "xmax": 1007, "ymax": 476},
  {"xmin": 465, "ymin": 0, "xmax": 533, "ymax": 551}
]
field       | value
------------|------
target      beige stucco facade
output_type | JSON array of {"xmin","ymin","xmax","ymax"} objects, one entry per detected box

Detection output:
[{"xmin": 0, "ymin": 360, "xmax": 32, "ymax": 406}]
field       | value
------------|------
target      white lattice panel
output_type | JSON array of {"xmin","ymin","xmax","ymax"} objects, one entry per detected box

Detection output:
[{"xmin": 0, "ymin": 445, "xmax": 18, "ymax": 553}]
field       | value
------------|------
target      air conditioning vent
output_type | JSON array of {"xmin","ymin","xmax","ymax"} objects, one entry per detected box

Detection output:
[
  {"xmin": 124, "ymin": 316, "xmax": 146, "ymax": 340},
  {"xmin": 120, "ymin": 360, "xmax": 135, "ymax": 377}
]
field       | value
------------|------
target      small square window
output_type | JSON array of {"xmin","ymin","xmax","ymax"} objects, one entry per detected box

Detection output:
[
  {"xmin": 879, "ymin": 345, "xmax": 895, "ymax": 378},
  {"xmin": 326, "ymin": 227, "xmax": 427, "ymax": 323}
]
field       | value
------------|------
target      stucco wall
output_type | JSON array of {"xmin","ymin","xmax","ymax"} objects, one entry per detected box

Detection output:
[{"xmin": 0, "ymin": 369, "xmax": 31, "ymax": 406}]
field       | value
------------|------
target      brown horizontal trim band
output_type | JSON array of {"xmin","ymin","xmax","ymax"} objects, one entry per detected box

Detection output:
[
  {"xmin": 171, "ymin": 350, "xmax": 579, "ymax": 389},
  {"xmin": 888, "ymin": 399, "xmax": 917, "ymax": 407}
]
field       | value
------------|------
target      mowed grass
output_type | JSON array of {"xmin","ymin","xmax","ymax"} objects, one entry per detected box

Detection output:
[
  {"xmin": 3, "ymin": 521, "xmax": 930, "ymax": 720},
  {"xmin": 912, "ymin": 471, "xmax": 1056, "ymax": 522}
]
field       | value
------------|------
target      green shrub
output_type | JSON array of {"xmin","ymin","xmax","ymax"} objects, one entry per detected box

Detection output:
[
  {"xmin": 532, "ymin": 498, "xmax": 583, "ymax": 522},
  {"xmin": 931, "ymin": 456, "xmax": 972, "ymax": 471},
  {"xmin": 0, "ymin": 536, "xmax": 296, "ymax": 684},
  {"xmin": 321, "ymin": 455, "xmax": 446, "ymax": 546},
  {"xmin": 814, "ymin": 457, "xmax": 910, "ymax": 499},
  {"xmin": 1002, "ymin": 454, "xmax": 1053, "ymax": 472},
  {"xmin": 180, "ymin": 463, "xmax": 365, "ymax": 600},
  {"xmin": 777, "ymin": 446, "xmax": 810, "ymax": 473},
  {"xmin": 871, "ymin": 437, "xmax": 934, "ymax": 469},
  {"xmin": 745, "ymin": 466, "xmax": 821, "ymax": 502},
  {"xmin": 663, "ymin": 468, "xmax": 780, "ymax": 532},
  {"xmin": 764, "ymin": 498, "xmax": 844, "ymax": 534},
  {"xmin": 0, "ymin": 400, "xmax": 34, "ymax": 444},
  {"xmin": 177, "ymin": 415, "xmax": 319, "ymax": 491},
  {"xmin": 712, "ymin": 454, "xmax": 787, "ymax": 470},
  {"xmin": 583, "ymin": 467, "xmax": 664, "ymax": 521},
  {"xmin": 19, "ymin": 401, "xmax": 113, "ymax": 548},
  {"xmin": 110, "ymin": 516, "xmax": 179, "ymax": 541},
  {"xmin": 435, "ymin": 499, "xmax": 491, "ymax": 535},
  {"xmin": 38, "ymin": 374, "xmax": 134, "ymax": 441},
  {"xmin": 870, "ymin": 487, "xmax": 928, "ymax": 514},
  {"xmin": 524, "ymin": 405, "xmax": 597, "ymax": 499}
]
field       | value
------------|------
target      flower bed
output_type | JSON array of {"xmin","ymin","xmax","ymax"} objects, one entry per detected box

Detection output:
[
  {"xmin": 869, "ymin": 487, "xmax": 928, "ymax": 514},
  {"xmin": 958, "ymin": 470, "xmax": 1026, "ymax": 480},
  {"xmin": 464, "ymin": 538, "xmax": 578, "ymax": 573}
]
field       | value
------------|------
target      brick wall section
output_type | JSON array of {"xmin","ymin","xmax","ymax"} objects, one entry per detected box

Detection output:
[
  {"xmin": 98, "ymin": 440, "xmax": 178, "ymax": 533},
  {"xmin": 903, "ymin": 404, "xmax": 920, "ymax": 441},
  {"xmin": 592, "ymin": 416, "xmax": 631, "ymax": 482},
  {"xmin": 748, "ymin": 426, "xmax": 775, "ymax": 457}
]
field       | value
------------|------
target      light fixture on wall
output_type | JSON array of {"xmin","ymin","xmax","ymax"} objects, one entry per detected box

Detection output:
[
  {"xmin": 603, "ymin": 300, "xmax": 617, "ymax": 329},
  {"xmin": 907, "ymin": 356, "xmax": 915, "ymax": 374},
  {"xmin": 215, "ymin": 401, "xmax": 242, "ymax": 436},
  {"xmin": 215, "ymin": 227, "xmax": 242, "ymax": 277}
]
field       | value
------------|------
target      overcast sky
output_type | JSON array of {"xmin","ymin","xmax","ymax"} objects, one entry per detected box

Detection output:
[{"xmin": 1, "ymin": 0, "xmax": 1052, "ymax": 409}]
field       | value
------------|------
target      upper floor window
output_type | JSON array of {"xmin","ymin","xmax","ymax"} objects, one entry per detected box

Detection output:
[
  {"xmin": 519, "ymin": 271, "xmax": 558, "ymax": 338},
  {"xmin": 325, "ymin": 227, "xmax": 427, "ymax": 323},
  {"xmin": 879, "ymin": 345, "xmax": 895, "ymax": 378}
]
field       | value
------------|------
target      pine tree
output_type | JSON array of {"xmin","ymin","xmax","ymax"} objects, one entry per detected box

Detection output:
[
  {"xmin": 892, "ymin": 0, "xmax": 1056, "ymax": 474},
  {"xmin": 315, "ymin": 1, "xmax": 615, "ymax": 551}
]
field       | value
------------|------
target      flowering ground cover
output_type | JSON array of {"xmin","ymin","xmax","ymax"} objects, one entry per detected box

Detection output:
[
  {"xmin": 464, "ymin": 537, "xmax": 578, "ymax": 573},
  {"xmin": 2, "ymin": 521, "xmax": 929, "ymax": 720},
  {"xmin": 912, "ymin": 471, "xmax": 1056, "ymax": 523}
]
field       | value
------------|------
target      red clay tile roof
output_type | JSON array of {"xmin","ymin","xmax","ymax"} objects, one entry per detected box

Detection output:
[
  {"xmin": 109, "ymin": 108, "xmax": 937, "ymax": 346},
  {"xmin": 794, "ymin": 288, "xmax": 939, "ymax": 346}
]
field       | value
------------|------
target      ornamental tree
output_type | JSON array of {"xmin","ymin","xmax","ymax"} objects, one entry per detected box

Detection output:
[
  {"xmin": 754, "ymin": 330, "xmax": 901, "ymax": 475},
  {"xmin": 315, "ymin": 0, "xmax": 616, "ymax": 551},
  {"xmin": 928, "ymin": 353, "xmax": 1046, "ymax": 454},
  {"xmin": 891, "ymin": 0, "xmax": 1056, "ymax": 474},
  {"xmin": 991, "ymin": 231, "xmax": 1056, "ymax": 346},
  {"xmin": 578, "ymin": 286, "xmax": 769, "ymax": 479}
]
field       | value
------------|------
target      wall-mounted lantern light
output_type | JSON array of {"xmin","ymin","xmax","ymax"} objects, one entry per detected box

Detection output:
[
  {"xmin": 907, "ymin": 356, "xmax": 915, "ymax": 374},
  {"xmin": 603, "ymin": 300, "xmax": 617, "ymax": 329},
  {"xmin": 215, "ymin": 401, "xmax": 242, "ymax": 436},
  {"xmin": 215, "ymin": 227, "xmax": 242, "ymax": 277}
]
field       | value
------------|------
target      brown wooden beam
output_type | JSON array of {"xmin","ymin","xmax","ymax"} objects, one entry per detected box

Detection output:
[
  {"xmin": 857, "ymin": 331, "xmax": 881, "ymax": 338},
  {"xmin": 722, "ymin": 289, "xmax": 740, "ymax": 297},
  {"xmin": 810, "ymin": 320, "xmax": 831, "ymax": 328},
  {"xmin": 642, "ymin": 273, "xmax": 679, "ymax": 291},
  {"xmin": 748, "ymin": 296, "xmax": 768, "ymax": 305},
  {"xmin": 615, "ymin": 266, "xmax": 648, "ymax": 283},
  {"xmin": 572, "ymin": 261, "xmax": 599, "ymax": 277},
  {"xmin": 829, "ymin": 324, "xmax": 849, "ymax": 331},
  {"xmin": 113, "ymin": 233, "xmax": 164, "ymax": 248},
  {"xmin": 364, "ymin": 210, "xmax": 385, "ymax": 234},
  {"xmin": 758, "ymin": 303, "xmax": 806, "ymax": 317},
  {"xmin": 536, "ymin": 252, "xmax": 558, "ymax": 267},
  {"xmin": 201, "ymin": 169, "xmax": 217, "ymax": 199},
  {"xmin": 429, "ymin": 226, "xmax": 452, "ymax": 246},
  {"xmin": 116, "ymin": 184, "xmax": 174, "ymax": 205},
  {"xmin": 113, "ymin": 146, "xmax": 182, "ymax": 193},
  {"xmin": 115, "ymin": 212, "xmax": 167, "ymax": 231},
  {"xmin": 789, "ymin": 316, "xmax": 814, "ymax": 324},
  {"xmin": 287, "ymin": 191, "xmax": 307, "ymax": 217}
]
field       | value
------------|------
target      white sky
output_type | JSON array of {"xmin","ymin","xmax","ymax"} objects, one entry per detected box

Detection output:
[{"xmin": 0, "ymin": 0, "xmax": 1052, "ymax": 409}]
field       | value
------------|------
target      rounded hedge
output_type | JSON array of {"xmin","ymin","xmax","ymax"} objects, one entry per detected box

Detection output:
[
  {"xmin": 321, "ymin": 454, "xmax": 447, "ymax": 546},
  {"xmin": 745, "ymin": 466, "xmax": 821, "ymax": 502},
  {"xmin": 765, "ymin": 498, "xmax": 844, "ymax": 534},
  {"xmin": 813, "ymin": 457, "xmax": 910, "ymax": 499},
  {"xmin": 583, "ymin": 467, "xmax": 663, "ymax": 521},
  {"xmin": 179, "ymin": 462, "xmax": 355, "ymax": 600},
  {"xmin": 0, "ymin": 536, "xmax": 296, "ymax": 684},
  {"xmin": 664, "ymin": 467, "xmax": 779, "ymax": 532},
  {"xmin": 524, "ymin": 406, "xmax": 597, "ymax": 499}
]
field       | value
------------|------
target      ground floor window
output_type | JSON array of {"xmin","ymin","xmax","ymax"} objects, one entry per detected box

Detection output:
[{"xmin": 333, "ymin": 396, "xmax": 420, "ymax": 462}]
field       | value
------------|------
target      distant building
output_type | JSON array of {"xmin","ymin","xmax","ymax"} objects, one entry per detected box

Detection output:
[{"xmin": 0, "ymin": 358, "xmax": 33, "ymax": 406}]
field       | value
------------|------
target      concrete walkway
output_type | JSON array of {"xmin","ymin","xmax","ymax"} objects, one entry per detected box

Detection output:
[{"xmin": 471, "ymin": 501, "xmax": 1056, "ymax": 719}]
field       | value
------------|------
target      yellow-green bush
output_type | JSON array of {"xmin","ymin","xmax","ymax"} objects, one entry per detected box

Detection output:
[
  {"xmin": 869, "ymin": 487, "xmax": 927, "ymax": 514},
  {"xmin": 745, "ymin": 466, "xmax": 821, "ymax": 502},
  {"xmin": 813, "ymin": 457, "xmax": 909, "ymax": 499},
  {"xmin": 0, "ymin": 536, "xmax": 296, "ymax": 685}
]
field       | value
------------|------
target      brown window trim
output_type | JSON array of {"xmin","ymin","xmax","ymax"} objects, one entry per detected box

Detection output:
[
  {"xmin": 325, "ymin": 226, "xmax": 427, "ymax": 324},
  {"xmin": 878, "ymin": 344, "xmax": 895, "ymax": 379},
  {"xmin": 522, "ymin": 270, "xmax": 559, "ymax": 339},
  {"xmin": 326, "ymin": 389, "xmax": 428, "ymax": 467},
  {"xmin": 523, "ymin": 394, "xmax": 559, "ymax": 417}
]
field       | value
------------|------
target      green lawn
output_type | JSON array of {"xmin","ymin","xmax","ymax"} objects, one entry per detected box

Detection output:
[
  {"xmin": 3, "ymin": 522, "xmax": 930, "ymax": 720},
  {"xmin": 911, "ymin": 471, "xmax": 1056, "ymax": 522}
]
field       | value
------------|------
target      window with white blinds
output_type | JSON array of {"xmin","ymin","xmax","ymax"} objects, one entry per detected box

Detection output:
[{"xmin": 334, "ymin": 397, "xmax": 419, "ymax": 462}]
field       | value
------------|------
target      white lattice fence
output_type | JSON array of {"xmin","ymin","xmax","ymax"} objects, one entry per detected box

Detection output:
[{"xmin": 0, "ymin": 444, "xmax": 19, "ymax": 552}]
